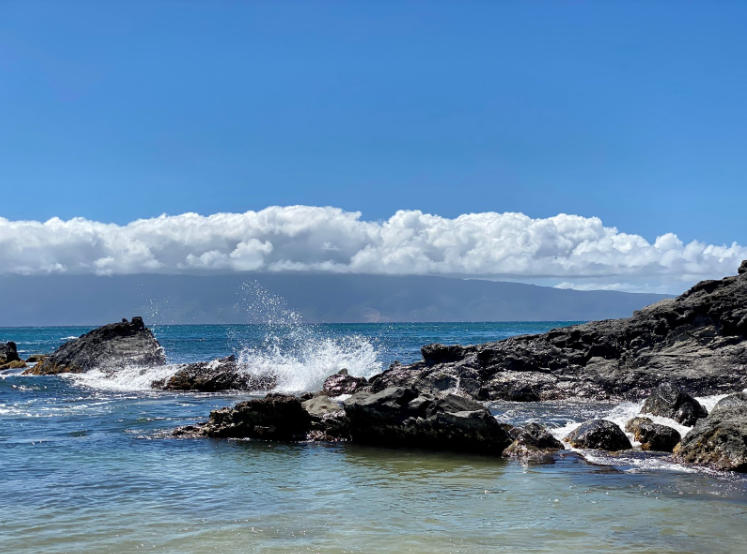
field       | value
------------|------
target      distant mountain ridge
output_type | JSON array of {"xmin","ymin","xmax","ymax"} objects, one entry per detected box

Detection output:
[{"xmin": 0, "ymin": 274, "xmax": 673, "ymax": 327}]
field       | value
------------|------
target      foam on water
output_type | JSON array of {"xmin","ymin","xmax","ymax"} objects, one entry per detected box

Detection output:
[{"xmin": 66, "ymin": 364, "xmax": 185, "ymax": 392}]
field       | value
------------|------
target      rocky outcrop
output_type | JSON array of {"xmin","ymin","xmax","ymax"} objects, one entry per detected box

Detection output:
[
  {"xmin": 625, "ymin": 417, "xmax": 681, "ymax": 452},
  {"xmin": 153, "ymin": 355, "xmax": 276, "ymax": 392},
  {"xmin": 190, "ymin": 394, "xmax": 313, "ymax": 441},
  {"xmin": 0, "ymin": 341, "xmax": 25, "ymax": 370},
  {"xmin": 322, "ymin": 369, "xmax": 368, "ymax": 396},
  {"xmin": 24, "ymin": 317, "xmax": 165, "ymax": 375},
  {"xmin": 564, "ymin": 420, "xmax": 632, "ymax": 451},
  {"xmin": 502, "ymin": 423, "xmax": 563, "ymax": 459},
  {"xmin": 26, "ymin": 354, "xmax": 48, "ymax": 364},
  {"xmin": 367, "ymin": 263, "xmax": 747, "ymax": 401},
  {"xmin": 640, "ymin": 383, "xmax": 708, "ymax": 426},
  {"xmin": 675, "ymin": 404, "xmax": 747, "ymax": 472},
  {"xmin": 711, "ymin": 392, "xmax": 747, "ymax": 414},
  {"xmin": 343, "ymin": 387, "xmax": 512, "ymax": 454}
]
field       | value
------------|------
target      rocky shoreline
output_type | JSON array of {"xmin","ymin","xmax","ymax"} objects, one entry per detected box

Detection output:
[{"xmin": 3, "ymin": 262, "xmax": 747, "ymax": 473}]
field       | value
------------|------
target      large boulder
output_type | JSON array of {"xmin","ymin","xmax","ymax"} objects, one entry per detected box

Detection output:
[
  {"xmin": 0, "ymin": 341, "xmax": 24, "ymax": 370},
  {"xmin": 711, "ymin": 392, "xmax": 747, "ymax": 414},
  {"xmin": 564, "ymin": 419, "xmax": 632, "ymax": 451},
  {"xmin": 367, "ymin": 262, "xmax": 747, "ymax": 401},
  {"xmin": 197, "ymin": 394, "xmax": 312, "ymax": 441},
  {"xmin": 640, "ymin": 383, "xmax": 708, "ymax": 426},
  {"xmin": 153, "ymin": 355, "xmax": 275, "ymax": 392},
  {"xmin": 502, "ymin": 423, "xmax": 563, "ymax": 459},
  {"xmin": 625, "ymin": 417, "xmax": 681, "ymax": 452},
  {"xmin": 25, "ymin": 317, "xmax": 165, "ymax": 375},
  {"xmin": 343, "ymin": 387, "xmax": 511, "ymax": 454},
  {"xmin": 322, "ymin": 369, "xmax": 368, "ymax": 396},
  {"xmin": 675, "ymin": 405, "xmax": 747, "ymax": 472}
]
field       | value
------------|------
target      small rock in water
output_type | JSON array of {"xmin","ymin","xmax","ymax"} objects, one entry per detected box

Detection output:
[
  {"xmin": 0, "ymin": 341, "xmax": 24, "ymax": 370},
  {"xmin": 502, "ymin": 423, "xmax": 563, "ymax": 460},
  {"xmin": 640, "ymin": 383, "xmax": 708, "ymax": 426},
  {"xmin": 711, "ymin": 392, "xmax": 747, "ymax": 415},
  {"xmin": 625, "ymin": 417, "xmax": 681, "ymax": 452},
  {"xmin": 564, "ymin": 419, "xmax": 632, "ymax": 451}
]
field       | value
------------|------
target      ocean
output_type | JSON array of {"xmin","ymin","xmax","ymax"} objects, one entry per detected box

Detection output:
[{"xmin": 2, "ymin": 322, "xmax": 747, "ymax": 553}]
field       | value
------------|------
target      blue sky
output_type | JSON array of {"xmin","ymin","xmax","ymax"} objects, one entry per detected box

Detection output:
[{"xmin": 0, "ymin": 1, "xmax": 746, "ymax": 288}]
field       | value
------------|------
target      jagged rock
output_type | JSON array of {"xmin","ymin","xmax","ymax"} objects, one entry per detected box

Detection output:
[
  {"xmin": 1, "ymin": 341, "xmax": 21, "ymax": 368},
  {"xmin": 367, "ymin": 263, "xmax": 747, "ymax": 401},
  {"xmin": 502, "ymin": 423, "xmax": 563, "ymax": 459},
  {"xmin": 25, "ymin": 317, "xmax": 165, "ymax": 375},
  {"xmin": 153, "ymin": 355, "xmax": 275, "ymax": 392},
  {"xmin": 564, "ymin": 419, "xmax": 632, "ymax": 451},
  {"xmin": 1, "ymin": 359, "xmax": 27, "ymax": 370},
  {"xmin": 641, "ymin": 383, "xmax": 708, "ymax": 426},
  {"xmin": 26, "ymin": 354, "xmax": 48, "ymax": 363},
  {"xmin": 740, "ymin": 260, "xmax": 747, "ymax": 275},
  {"xmin": 711, "ymin": 392, "xmax": 747, "ymax": 414},
  {"xmin": 625, "ymin": 417, "xmax": 680, "ymax": 452},
  {"xmin": 197, "ymin": 394, "xmax": 312, "ymax": 441},
  {"xmin": 675, "ymin": 404, "xmax": 747, "ymax": 472},
  {"xmin": 322, "ymin": 369, "xmax": 368, "ymax": 396},
  {"xmin": 302, "ymin": 395, "xmax": 349, "ymax": 441},
  {"xmin": 343, "ymin": 387, "xmax": 511, "ymax": 454}
]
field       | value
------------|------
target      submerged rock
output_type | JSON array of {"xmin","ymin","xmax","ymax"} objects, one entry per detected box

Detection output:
[
  {"xmin": 640, "ymin": 383, "xmax": 708, "ymax": 426},
  {"xmin": 322, "ymin": 369, "xmax": 368, "ymax": 396},
  {"xmin": 625, "ymin": 417, "xmax": 680, "ymax": 452},
  {"xmin": 153, "ymin": 355, "xmax": 276, "ymax": 392},
  {"xmin": 502, "ymin": 423, "xmax": 563, "ymax": 459},
  {"xmin": 675, "ymin": 405, "xmax": 747, "ymax": 472},
  {"xmin": 564, "ymin": 420, "xmax": 632, "ymax": 451},
  {"xmin": 367, "ymin": 262, "xmax": 747, "ymax": 401},
  {"xmin": 25, "ymin": 317, "xmax": 165, "ymax": 375},
  {"xmin": 343, "ymin": 387, "xmax": 511, "ymax": 454}
]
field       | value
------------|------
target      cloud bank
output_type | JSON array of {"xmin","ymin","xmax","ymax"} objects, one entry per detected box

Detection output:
[{"xmin": 1, "ymin": 206, "xmax": 744, "ymax": 293}]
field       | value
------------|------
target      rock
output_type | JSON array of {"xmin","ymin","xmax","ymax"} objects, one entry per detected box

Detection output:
[
  {"xmin": 711, "ymin": 392, "xmax": 747, "ymax": 414},
  {"xmin": 502, "ymin": 423, "xmax": 563, "ymax": 459},
  {"xmin": 302, "ymin": 395, "xmax": 344, "ymax": 417},
  {"xmin": 1, "ymin": 341, "xmax": 21, "ymax": 366},
  {"xmin": 322, "ymin": 369, "xmax": 368, "ymax": 396},
  {"xmin": 26, "ymin": 354, "xmax": 48, "ymax": 363},
  {"xmin": 367, "ymin": 263, "xmax": 747, "ymax": 401},
  {"xmin": 564, "ymin": 419, "xmax": 632, "ymax": 451},
  {"xmin": 641, "ymin": 383, "xmax": 708, "ymax": 426},
  {"xmin": 740, "ymin": 260, "xmax": 747, "ymax": 275},
  {"xmin": 343, "ymin": 387, "xmax": 511, "ymax": 454},
  {"xmin": 675, "ymin": 405, "xmax": 747, "ymax": 472},
  {"xmin": 1, "ymin": 359, "xmax": 27, "ymax": 370},
  {"xmin": 153, "ymin": 355, "xmax": 276, "ymax": 392},
  {"xmin": 625, "ymin": 417, "xmax": 680, "ymax": 452},
  {"xmin": 198, "ymin": 394, "xmax": 312, "ymax": 441},
  {"xmin": 25, "ymin": 317, "xmax": 165, "ymax": 375}
]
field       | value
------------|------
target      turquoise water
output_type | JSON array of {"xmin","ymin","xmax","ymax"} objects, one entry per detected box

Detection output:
[{"xmin": 2, "ymin": 323, "xmax": 747, "ymax": 553}]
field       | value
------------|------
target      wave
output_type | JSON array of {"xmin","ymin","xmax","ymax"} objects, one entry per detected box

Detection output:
[{"xmin": 60, "ymin": 336, "xmax": 79, "ymax": 340}]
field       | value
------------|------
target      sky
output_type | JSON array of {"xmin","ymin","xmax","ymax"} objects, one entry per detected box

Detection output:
[{"xmin": 1, "ymin": 1, "xmax": 746, "ymax": 293}]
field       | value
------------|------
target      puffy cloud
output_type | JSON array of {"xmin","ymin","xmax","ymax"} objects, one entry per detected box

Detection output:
[{"xmin": 0, "ymin": 206, "xmax": 744, "ymax": 293}]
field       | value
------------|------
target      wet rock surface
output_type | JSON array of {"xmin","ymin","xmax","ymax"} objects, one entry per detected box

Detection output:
[
  {"xmin": 625, "ymin": 417, "xmax": 680, "ymax": 452},
  {"xmin": 368, "ymin": 264, "xmax": 747, "ymax": 401},
  {"xmin": 25, "ymin": 317, "xmax": 165, "ymax": 375},
  {"xmin": 640, "ymin": 383, "xmax": 708, "ymax": 426},
  {"xmin": 153, "ymin": 355, "xmax": 276, "ymax": 392},
  {"xmin": 711, "ymin": 392, "xmax": 747, "ymax": 414},
  {"xmin": 564, "ymin": 419, "xmax": 632, "ymax": 451},
  {"xmin": 0, "ymin": 341, "xmax": 25, "ymax": 370},
  {"xmin": 675, "ymin": 404, "xmax": 747, "ymax": 472},
  {"xmin": 322, "ymin": 369, "xmax": 368, "ymax": 396},
  {"xmin": 502, "ymin": 423, "xmax": 563, "ymax": 459}
]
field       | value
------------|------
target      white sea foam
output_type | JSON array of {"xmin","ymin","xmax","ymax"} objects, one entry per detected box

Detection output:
[
  {"xmin": 66, "ymin": 364, "xmax": 184, "ymax": 392},
  {"xmin": 60, "ymin": 336, "xmax": 79, "ymax": 340}
]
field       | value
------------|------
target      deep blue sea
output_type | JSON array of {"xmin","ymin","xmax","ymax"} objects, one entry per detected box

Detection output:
[{"xmin": 2, "ymin": 322, "xmax": 747, "ymax": 553}]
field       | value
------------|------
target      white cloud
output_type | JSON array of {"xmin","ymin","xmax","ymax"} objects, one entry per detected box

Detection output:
[{"xmin": 0, "ymin": 206, "xmax": 744, "ymax": 293}]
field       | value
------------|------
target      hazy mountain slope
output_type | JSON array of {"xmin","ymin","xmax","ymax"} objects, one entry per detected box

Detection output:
[{"xmin": 0, "ymin": 274, "xmax": 672, "ymax": 326}]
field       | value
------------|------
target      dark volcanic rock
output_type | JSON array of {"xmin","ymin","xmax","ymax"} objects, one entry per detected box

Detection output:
[
  {"xmin": 564, "ymin": 419, "xmax": 632, "ymax": 451},
  {"xmin": 1, "ymin": 341, "xmax": 20, "ymax": 364},
  {"xmin": 302, "ymin": 395, "xmax": 349, "ymax": 441},
  {"xmin": 368, "ymin": 263, "xmax": 747, "ymax": 402},
  {"xmin": 711, "ymin": 392, "xmax": 747, "ymax": 414},
  {"xmin": 641, "ymin": 383, "xmax": 708, "ymax": 426},
  {"xmin": 502, "ymin": 423, "xmax": 563, "ymax": 459},
  {"xmin": 625, "ymin": 417, "xmax": 680, "ymax": 452},
  {"xmin": 343, "ymin": 387, "xmax": 511, "ymax": 454},
  {"xmin": 322, "ymin": 369, "xmax": 368, "ymax": 396},
  {"xmin": 26, "ymin": 354, "xmax": 48, "ymax": 364},
  {"xmin": 198, "ymin": 394, "xmax": 312, "ymax": 441},
  {"xmin": 675, "ymin": 405, "xmax": 747, "ymax": 472},
  {"xmin": 25, "ymin": 317, "xmax": 165, "ymax": 375},
  {"xmin": 154, "ymin": 355, "xmax": 276, "ymax": 392}
]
